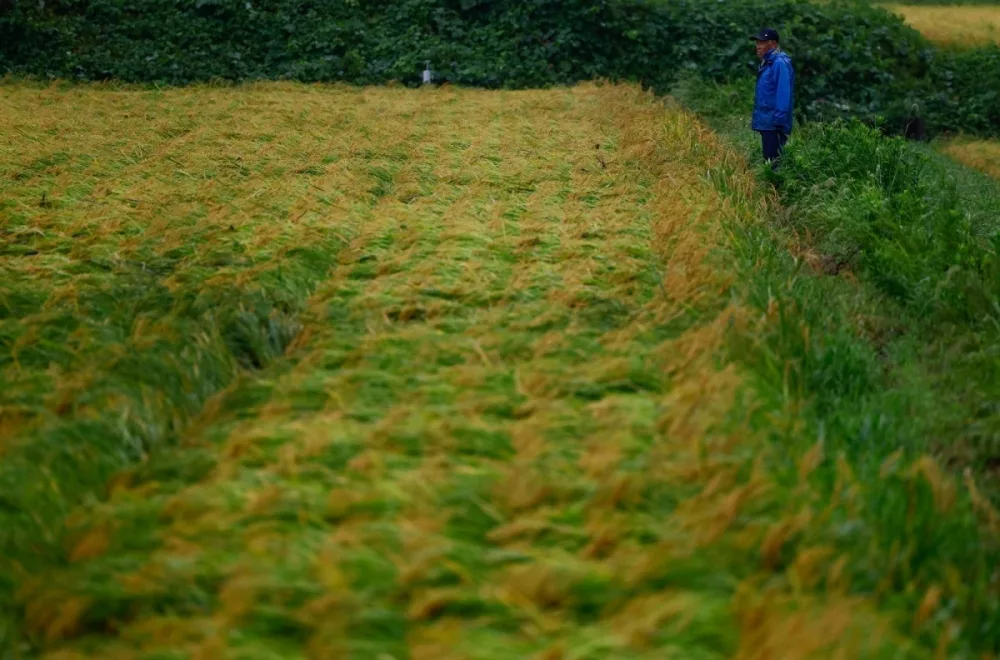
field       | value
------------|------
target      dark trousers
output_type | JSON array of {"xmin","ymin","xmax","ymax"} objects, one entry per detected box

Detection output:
[{"xmin": 759, "ymin": 130, "xmax": 788, "ymax": 167}]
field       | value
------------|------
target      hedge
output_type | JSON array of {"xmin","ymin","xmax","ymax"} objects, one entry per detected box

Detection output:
[{"xmin": 1, "ymin": 0, "xmax": 998, "ymax": 137}]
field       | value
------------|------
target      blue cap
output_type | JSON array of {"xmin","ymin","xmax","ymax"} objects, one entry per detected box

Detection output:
[{"xmin": 751, "ymin": 28, "xmax": 780, "ymax": 42}]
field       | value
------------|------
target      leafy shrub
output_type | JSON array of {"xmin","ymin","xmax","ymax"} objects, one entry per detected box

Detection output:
[
  {"xmin": 662, "ymin": 0, "xmax": 1000, "ymax": 137},
  {"xmin": 926, "ymin": 47, "xmax": 1000, "ymax": 134},
  {"xmin": 1, "ymin": 0, "xmax": 998, "ymax": 137},
  {"xmin": 775, "ymin": 120, "xmax": 1000, "ymax": 324},
  {"xmin": 0, "ymin": 0, "xmax": 680, "ymax": 90}
]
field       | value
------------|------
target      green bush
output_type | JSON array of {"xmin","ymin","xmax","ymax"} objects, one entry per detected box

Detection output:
[
  {"xmin": 927, "ymin": 47, "xmax": 1000, "ymax": 134},
  {"xmin": 0, "ymin": 0, "xmax": 679, "ymax": 89},
  {"xmin": 1, "ymin": 0, "xmax": 998, "ymax": 136},
  {"xmin": 775, "ymin": 120, "xmax": 1000, "ymax": 325},
  {"xmin": 661, "ymin": 0, "xmax": 1000, "ymax": 137}
]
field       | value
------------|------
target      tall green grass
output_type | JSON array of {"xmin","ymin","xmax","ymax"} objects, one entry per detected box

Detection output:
[
  {"xmin": 777, "ymin": 119, "xmax": 1000, "ymax": 477},
  {"xmin": 685, "ymin": 74, "xmax": 1000, "ymax": 490},
  {"xmin": 674, "ymin": 81, "xmax": 1000, "ymax": 653}
]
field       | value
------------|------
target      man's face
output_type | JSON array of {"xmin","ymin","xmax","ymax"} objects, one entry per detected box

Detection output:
[{"xmin": 756, "ymin": 39, "xmax": 777, "ymax": 59}]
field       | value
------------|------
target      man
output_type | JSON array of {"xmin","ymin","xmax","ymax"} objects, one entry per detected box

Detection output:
[{"xmin": 751, "ymin": 28, "xmax": 794, "ymax": 168}]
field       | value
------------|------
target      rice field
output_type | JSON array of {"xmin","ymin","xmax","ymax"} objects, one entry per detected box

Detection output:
[
  {"xmin": 940, "ymin": 138, "xmax": 1000, "ymax": 180},
  {"xmin": 885, "ymin": 4, "xmax": 1000, "ymax": 46},
  {"xmin": 2, "ymin": 83, "xmax": 999, "ymax": 658}
]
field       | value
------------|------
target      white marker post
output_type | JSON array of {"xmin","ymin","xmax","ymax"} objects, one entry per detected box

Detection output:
[{"xmin": 422, "ymin": 61, "xmax": 432, "ymax": 86}]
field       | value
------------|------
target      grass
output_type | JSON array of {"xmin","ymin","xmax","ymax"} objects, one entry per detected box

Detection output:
[
  {"xmin": 678, "ymin": 73, "xmax": 1000, "ymax": 648},
  {"xmin": 0, "ymin": 82, "xmax": 359, "ymax": 603},
  {"xmin": 2, "ymin": 81, "xmax": 999, "ymax": 658},
  {"xmin": 676, "ymin": 75, "xmax": 1000, "ymax": 462},
  {"xmin": 885, "ymin": 4, "xmax": 1000, "ymax": 46}
]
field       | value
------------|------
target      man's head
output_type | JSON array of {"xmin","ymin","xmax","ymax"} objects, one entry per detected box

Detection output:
[{"xmin": 752, "ymin": 28, "xmax": 780, "ymax": 59}]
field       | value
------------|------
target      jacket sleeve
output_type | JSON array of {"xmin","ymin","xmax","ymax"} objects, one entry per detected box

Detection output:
[{"xmin": 773, "ymin": 60, "xmax": 793, "ymax": 130}]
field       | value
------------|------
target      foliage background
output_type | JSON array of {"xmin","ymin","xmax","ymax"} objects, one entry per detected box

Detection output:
[{"xmin": 2, "ymin": 0, "xmax": 999, "ymax": 137}]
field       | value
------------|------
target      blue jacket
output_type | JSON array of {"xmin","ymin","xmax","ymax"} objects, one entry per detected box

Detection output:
[{"xmin": 752, "ymin": 49, "xmax": 794, "ymax": 134}]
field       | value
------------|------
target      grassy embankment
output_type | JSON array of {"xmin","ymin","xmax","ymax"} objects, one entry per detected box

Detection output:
[{"xmin": 1, "ymin": 83, "xmax": 998, "ymax": 658}]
